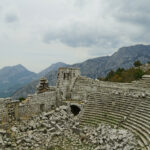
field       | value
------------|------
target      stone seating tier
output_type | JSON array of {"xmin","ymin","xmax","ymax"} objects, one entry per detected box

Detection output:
[{"xmin": 80, "ymin": 92, "xmax": 150, "ymax": 150}]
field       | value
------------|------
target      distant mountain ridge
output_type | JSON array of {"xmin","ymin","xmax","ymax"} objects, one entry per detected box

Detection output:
[
  {"xmin": 12, "ymin": 44, "xmax": 150, "ymax": 99},
  {"xmin": 0, "ymin": 62, "xmax": 67, "ymax": 98},
  {"xmin": 37, "ymin": 62, "xmax": 67, "ymax": 78},
  {"xmin": 0, "ymin": 64, "xmax": 37, "ymax": 98}
]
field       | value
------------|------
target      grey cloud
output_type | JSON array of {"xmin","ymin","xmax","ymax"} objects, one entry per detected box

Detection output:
[
  {"xmin": 110, "ymin": 0, "xmax": 150, "ymax": 26},
  {"xmin": 43, "ymin": 21, "xmax": 121, "ymax": 48},
  {"xmin": 43, "ymin": 23, "xmax": 128, "ymax": 50},
  {"xmin": 44, "ymin": 30, "xmax": 105, "ymax": 48},
  {"xmin": 74, "ymin": 0, "xmax": 89, "ymax": 8},
  {"xmin": 5, "ymin": 14, "xmax": 18, "ymax": 23},
  {"xmin": 43, "ymin": 0, "xmax": 150, "ymax": 50}
]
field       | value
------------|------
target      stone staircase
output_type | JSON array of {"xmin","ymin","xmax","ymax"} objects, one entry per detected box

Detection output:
[
  {"xmin": 133, "ymin": 75, "xmax": 150, "ymax": 88},
  {"xmin": 80, "ymin": 92, "xmax": 150, "ymax": 150}
]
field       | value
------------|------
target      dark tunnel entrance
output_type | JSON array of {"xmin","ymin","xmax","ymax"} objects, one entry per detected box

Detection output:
[{"xmin": 70, "ymin": 105, "xmax": 81, "ymax": 116}]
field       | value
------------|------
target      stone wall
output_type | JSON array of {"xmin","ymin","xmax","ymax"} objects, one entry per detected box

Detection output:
[
  {"xmin": 18, "ymin": 91, "xmax": 60, "ymax": 119},
  {"xmin": 56, "ymin": 67, "xmax": 80, "ymax": 99},
  {"xmin": 0, "ymin": 90, "xmax": 60, "ymax": 125},
  {"xmin": 0, "ymin": 98, "xmax": 7, "ymax": 123},
  {"xmin": 70, "ymin": 75, "xmax": 150, "ymax": 103}
]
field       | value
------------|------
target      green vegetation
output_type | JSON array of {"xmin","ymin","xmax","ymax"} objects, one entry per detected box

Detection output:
[
  {"xmin": 99, "ymin": 67, "xmax": 144, "ymax": 83},
  {"xmin": 98, "ymin": 61, "xmax": 147, "ymax": 83},
  {"xmin": 19, "ymin": 97, "xmax": 25, "ymax": 102},
  {"xmin": 134, "ymin": 60, "xmax": 142, "ymax": 67}
]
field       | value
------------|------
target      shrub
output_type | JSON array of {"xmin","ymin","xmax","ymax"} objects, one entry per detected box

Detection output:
[
  {"xmin": 19, "ymin": 97, "xmax": 25, "ymax": 102},
  {"xmin": 134, "ymin": 60, "xmax": 142, "ymax": 67},
  {"xmin": 98, "ymin": 67, "xmax": 144, "ymax": 83}
]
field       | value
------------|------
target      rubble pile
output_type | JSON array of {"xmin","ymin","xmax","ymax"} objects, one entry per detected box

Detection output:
[{"xmin": 0, "ymin": 105, "xmax": 139, "ymax": 150}]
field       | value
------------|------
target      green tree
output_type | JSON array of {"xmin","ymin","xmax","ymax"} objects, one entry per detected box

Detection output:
[
  {"xmin": 134, "ymin": 69, "xmax": 144, "ymax": 80},
  {"xmin": 134, "ymin": 60, "xmax": 142, "ymax": 67},
  {"xmin": 105, "ymin": 70, "xmax": 115, "ymax": 81},
  {"xmin": 19, "ymin": 97, "xmax": 25, "ymax": 102}
]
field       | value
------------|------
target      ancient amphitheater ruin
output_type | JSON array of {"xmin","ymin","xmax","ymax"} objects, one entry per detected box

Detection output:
[{"xmin": 0, "ymin": 67, "xmax": 150, "ymax": 150}]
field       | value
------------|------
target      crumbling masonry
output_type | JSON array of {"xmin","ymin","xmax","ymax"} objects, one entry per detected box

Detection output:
[{"xmin": 0, "ymin": 67, "xmax": 150, "ymax": 149}]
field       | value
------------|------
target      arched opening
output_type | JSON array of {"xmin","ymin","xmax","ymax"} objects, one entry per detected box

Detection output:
[{"xmin": 70, "ymin": 105, "xmax": 81, "ymax": 116}]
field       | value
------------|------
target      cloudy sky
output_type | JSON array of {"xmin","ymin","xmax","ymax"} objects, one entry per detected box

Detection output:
[{"xmin": 0, "ymin": 0, "xmax": 150, "ymax": 72}]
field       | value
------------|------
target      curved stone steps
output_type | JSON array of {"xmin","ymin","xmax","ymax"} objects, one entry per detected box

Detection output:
[
  {"xmin": 129, "ymin": 114, "xmax": 150, "ymax": 128},
  {"xmin": 84, "ymin": 103, "xmax": 135, "ymax": 110},
  {"xmin": 92, "ymin": 92, "xmax": 141, "ymax": 101},
  {"xmin": 136, "ymin": 106, "xmax": 150, "ymax": 112},
  {"xmin": 80, "ymin": 116, "xmax": 118, "ymax": 126},
  {"xmin": 121, "ymin": 124, "xmax": 149, "ymax": 150},
  {"xmin": 137, "ymin": 101, "xmax": 150, "ymax": 108},
  {"xmin": 81, "ymin": 112, "xmax": 122, "ymax": 123},
  {"xmin": 140, "ymin": 100, "xmax": 150, "ymax": 104},
  {"xmin": 88, "ymin": 100, "xmax": 138, "ymax": 106},
  {"xmin": 84, "ymin": 105, "xmax": 134, "ymax": 115},
  {"xmin": 134, "ymin": 111, "xmax": 150, "ymax": 120},
  {"xmin": 91, "ymin": 97, "xmax": 140, "ymax": 104},
  {"xmin": 131, "ymin": 113, "xmax": 150, "ymax": 124},
  {"xmin": 91, "ymin": 103, "xmax": 136, "ymax": 111},
  {"xmin": 89, "ymin": 96, "xmax": 141, "ymax": 107},
  {"xmin": 83, "ymin": 107, "xmax": 127, "ymax": 115},
  {"xmin": 140, "ymin": 100, "xmax": 150, "ymax": 105},
  {"xmin": 83, "ymin": 108, "xmax": 130, "ymax": 119},
  {"xmin": 86, "ymin": 100, "xmax": 137, "ymax": 107},
  {"xmin": 83, "ymin": 102, "xmax": 135, "ymax": 115},
  {"xmin": 135, "ymin": 109, "xmax": 150, "ymax": 117},
  {"xmin": 127, "ymin": 118, "xmax": 150, "ymax": 140},
  {"xmin": 80, "ymin": 119, "xmax": 98, "ymax": 126},
  {"xmin": 81, "ymin": 92, "xmax": 150, "ymax": 149},
  {"xmin": 80, "ymin": 116, "xmax": 150, "ymax": 150},
  {"xmin": 125, "ymin": 119, "xmax": 150, "ymax": 139}
]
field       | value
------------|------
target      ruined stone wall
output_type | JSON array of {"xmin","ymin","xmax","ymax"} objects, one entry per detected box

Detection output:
[
  {"xmin": 0, "ymin": 98, "xmax": 7, "ymax": 123},
  {"xmin": 18, "ymin": 103, "xmax": 40, "ymax": 119},
  {"xmin": 18, "ymin": 91, "xmax": 60, "ymax": 119},
  {"xmin": 0, "ymin": 90, "xmax": 60, "ymax": 125},
  {"xmin": 56, "ymin": 68, "xmax": 80, "ymax": 99},
  {"xmin": 71, "ymin": 75, "xmax": 150, "ymax": 103}
]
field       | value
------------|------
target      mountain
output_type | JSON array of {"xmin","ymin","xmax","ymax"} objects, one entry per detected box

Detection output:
[
  {"xmin": 12, "ymin": 63, "xmax": 67, "ymax": 99},
  {"xmin": 37, "ymin": 62, "xmax": 67, "ymax": 78},
  {"xmin": 72, "ymin": 44, "xmax": 150, "ymax": 78},
  {"xmin": 0, "ymin": 64, "xmax": 37, "ymax": 98},
  {"xmin": 12, "ymin": 44, "xmax": 150, "ymax": 99}
]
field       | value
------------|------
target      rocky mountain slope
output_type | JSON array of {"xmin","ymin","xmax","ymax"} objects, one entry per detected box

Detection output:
[
  {"xmin": 37, "ymin": 62, "xmax": 67, "ymax": 78},
  {"xmin": 0, "ymin": 64, "xmax": 37, "ymax": 98},
  {"xmin": 12, "ymin": 44, "xmax": 150, "ymax": 99},
  {"xmin": 0, "ymin": 63, "xmax": 67, "ymax": 98},
  {"xmin": 12, "ymin": 64, "xmax": 67, "ymax": 99}
]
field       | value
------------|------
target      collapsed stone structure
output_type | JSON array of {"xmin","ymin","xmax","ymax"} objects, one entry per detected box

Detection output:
[
  {"xmin": 0, "ymin": 67, "xmax": 150, "ymax": 149},
  {"xmin": 0, "ymin": 105, "xmax": 138, "ymax": 150},
  {"xmin": 37, "ymin": 78, "xmax": 50, "ymax": 94}
]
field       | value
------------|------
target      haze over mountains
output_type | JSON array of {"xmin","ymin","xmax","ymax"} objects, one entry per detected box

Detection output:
[
  {"xmin": 0, "ymin": 62, "xmax": 67, "ymax": 98},
  {"xmin": 0, "ymin": 64, "xmax": 36, "ymax": 98},
  {"xmin": 1, "ymin": 44, "xmax": 150, "ymax": 99}
]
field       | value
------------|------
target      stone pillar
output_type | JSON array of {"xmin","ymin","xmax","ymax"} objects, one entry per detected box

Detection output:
[
  {"xmin": 56, "ymin": 67, "xmax": 80, "ymax": 100},
  {"xmin": 6, "ymin": 100, "xmax": 19, "ymax": 123}
]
